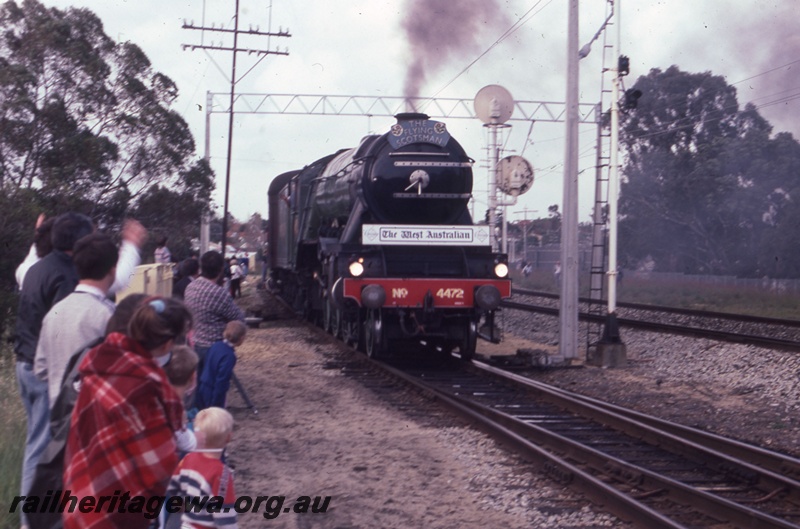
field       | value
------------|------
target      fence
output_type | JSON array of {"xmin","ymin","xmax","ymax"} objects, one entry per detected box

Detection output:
[
  {"xmin": 513, "ymin": 245, "xmax": 593, "ymax": 272},
  {"xmin": 626, "ymin": 271, "xmax": 800, "ymax": 294},
  {"xmin": 514, "ymin": 245, "xmax": 800, "ymax": 295}
]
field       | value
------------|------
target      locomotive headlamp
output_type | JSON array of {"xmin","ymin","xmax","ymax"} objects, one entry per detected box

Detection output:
[
  {"xmin": 494, "ymin": 262, "xmax": 509, "ymax": 278},
  {"xmin": 349, "ymin": 258, "xmax": 365, "ymax": 277}
]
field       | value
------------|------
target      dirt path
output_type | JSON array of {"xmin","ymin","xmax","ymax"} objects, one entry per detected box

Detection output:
[{"xmin": 222, "ymin": 300, "xmax": 620, "ymax": 528}]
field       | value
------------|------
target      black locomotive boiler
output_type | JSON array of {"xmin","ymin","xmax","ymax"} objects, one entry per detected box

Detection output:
[{"xmin": 268, "ymin": 113, "xmax": 510, "ymax": 359}]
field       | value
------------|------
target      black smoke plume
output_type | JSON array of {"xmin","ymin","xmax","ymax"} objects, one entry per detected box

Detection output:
[
  {"xmin": 401, "ymin": 0, "xmax": 511, "ymax": 99},
  {"xmin": 732, "ymin": 4, "xmax": 800, "ymax": 138}
]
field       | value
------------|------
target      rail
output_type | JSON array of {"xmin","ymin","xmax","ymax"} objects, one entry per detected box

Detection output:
[
  {"xmin": 505, "ymin": 289, "xmax": 800, "ymax": 350},
  {"xmin": 378, "ymin": 358, "xmax": 800, "ymax": 527}
]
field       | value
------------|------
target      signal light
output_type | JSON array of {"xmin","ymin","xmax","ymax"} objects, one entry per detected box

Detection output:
[
  {"xmin": 623, "ymin": 89, "xmax": 643, "ymax": 110},
  {"xmin": 618, "ymin": 55, "xmax": 630, "ymax": 76}
]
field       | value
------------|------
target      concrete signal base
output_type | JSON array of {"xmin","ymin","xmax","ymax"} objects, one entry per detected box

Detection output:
[{"xmin": 587, "ymin": 342, "xmax": 627, "ymax": 368}]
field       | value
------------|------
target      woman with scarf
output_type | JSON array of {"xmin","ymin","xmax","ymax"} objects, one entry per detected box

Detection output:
[{"xmin": 63, "ymin": 296, "xmax": 192, "ymax": 529}]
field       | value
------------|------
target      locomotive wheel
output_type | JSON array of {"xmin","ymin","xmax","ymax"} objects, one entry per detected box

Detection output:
[
  {"xmin": 323, "ymin": 297, "xmax": 341, "ymax": 336},
  {"xmin": 342, "ymin": 311, "xmax": 362, "ymax": 348},
  {"xmin": 322, "ymin": 297, "xmax": 333, "ymax": 333},
  {"xmin": 459, "ymin": 319, "xmax": 478, "ymax": 361},
  {"xmin": 365, "ymin": 309, "xmax": 385, "ymax": 359},
  {"xmin": 331, "ymin": 306, "xmax": 342, "ymax": 339}
]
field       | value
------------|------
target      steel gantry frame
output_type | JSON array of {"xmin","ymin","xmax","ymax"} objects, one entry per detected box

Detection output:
[{"xmin": 204, "ymin": 93, "xmax": 600, "ymax": 124}]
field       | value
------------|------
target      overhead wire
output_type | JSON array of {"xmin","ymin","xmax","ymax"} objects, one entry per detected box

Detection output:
[
  {"xmin": 730, "ymin": 58, "xmax": 800, "ymax": 86},
  {"xmin": 429, "ymin": 3, "xmax": 799, "ymax": 219},
  {"xmin": 427, "ymin": 0, "xmax": 555, "ymax": 101},
  {"xmin": 621, "ymin": 57, "xmax": 800, "ymax": 141},
  {"xmin": 625, "ymin": 84, "xmax": 800, "ymax": 143}
]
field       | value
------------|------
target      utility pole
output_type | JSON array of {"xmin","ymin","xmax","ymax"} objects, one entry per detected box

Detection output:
[
  {"xmin": 560, "ymin": 0, "xmax": 580, "ymax": 362},
  {"xmin": 487, "ymin": 113, "xmax": 501, "ymax": 252},
  {"xmin": 200, "ymin": 91, "xmax": 212, "ymax": 255},
  {"xmin": 183, "ymin": 2, "xmax": 290, "ymax": 258}
]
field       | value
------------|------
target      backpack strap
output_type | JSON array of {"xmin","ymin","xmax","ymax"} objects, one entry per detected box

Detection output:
[{"xmin": 218, "ymin": 464, "xmax": 233, "ymax": 498}]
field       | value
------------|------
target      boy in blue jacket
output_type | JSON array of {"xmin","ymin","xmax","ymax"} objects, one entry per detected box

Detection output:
[{"xmin": 195, "ymin": 320, "xmax": 248, "ymax": 410}]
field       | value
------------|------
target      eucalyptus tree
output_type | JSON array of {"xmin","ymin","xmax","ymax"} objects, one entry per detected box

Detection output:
[
  {"xmin": 0, "ymin": 0, "xmax": 212, "ymax": 216},
  {"xmin": 618, "ymin": 66, "xmax": 800, "ymax": 277},
  {"xmin": 0, "ymin": 0, "xmax": 214, "ymax": 333}
]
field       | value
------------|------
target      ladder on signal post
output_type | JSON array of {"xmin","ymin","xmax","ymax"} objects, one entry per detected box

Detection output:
[{"xmin": 586, "ymin": 1, "xmax": 616, "ymax": 354}]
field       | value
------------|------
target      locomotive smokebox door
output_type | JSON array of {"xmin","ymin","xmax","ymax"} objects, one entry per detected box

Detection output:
[{"xmin": 366, "ymin": 115, "xmax": 473, "ymax": 225}]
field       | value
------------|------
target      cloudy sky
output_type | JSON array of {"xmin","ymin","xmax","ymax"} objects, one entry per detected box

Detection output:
[{"xmin": 37, "ymin": 0, "xmax": 800, "ymax": 223}]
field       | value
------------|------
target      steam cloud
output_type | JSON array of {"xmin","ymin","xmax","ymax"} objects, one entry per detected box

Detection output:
[
  {"xmin": 732, "ymin": 5, "xmax": 800, "ymax": 138},
  {"xmin": 401, "ymin": 0, "xmax": 511, "ymax": 100}
]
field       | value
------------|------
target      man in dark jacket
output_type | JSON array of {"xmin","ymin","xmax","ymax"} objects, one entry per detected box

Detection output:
[
  {"xmin": 172, "ymin": 257, "xmax": 200, "ymax": 299},
  {"xmin": 14, "ymin": 212, "xmax": 93, "ymax": 528}
]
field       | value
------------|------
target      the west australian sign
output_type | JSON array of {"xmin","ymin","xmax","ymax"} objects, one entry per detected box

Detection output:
[{"xmin": 362, "ymin": 224, "xmax": 491, "ymax": 246}]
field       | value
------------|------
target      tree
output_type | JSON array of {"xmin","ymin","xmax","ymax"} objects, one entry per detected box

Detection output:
[
  {"xmin": 618, "ymin": 66, "xmax": 800, "ymax": 277},
  {"xmin": 129, "ymin": 159, "xmax": 214, "ymax": 262},
  {"xmin": 0, "ymin": 0, "xmax": 205, "ymax": 218},
  {"xmin": 0, "ymin": 0, "xmax": 214, "ymax": 334},
  {"xmin": 240, "ymin": 213, "xmax": 267, "ymax": 252}
]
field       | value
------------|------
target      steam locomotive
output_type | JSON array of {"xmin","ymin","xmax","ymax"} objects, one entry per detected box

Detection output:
[{"xmin": 267, "ymin": 113, "xmax": 510, "ymax": 360}]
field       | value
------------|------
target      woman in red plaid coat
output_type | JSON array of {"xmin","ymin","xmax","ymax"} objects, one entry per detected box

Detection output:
[{"xmin": 63, "ymin": 297, "xmax": 192, "ymax": 529}]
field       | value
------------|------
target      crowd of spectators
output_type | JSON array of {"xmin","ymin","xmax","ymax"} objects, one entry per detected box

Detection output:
[{"xmin": 14, "ymin": 212, "xmax": 247, "ymax": 529}]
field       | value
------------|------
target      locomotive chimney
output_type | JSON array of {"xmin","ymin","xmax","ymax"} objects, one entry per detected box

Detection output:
[{"xmin": 395, "ymin": 112, "xmax": 430, "ymax": 122}]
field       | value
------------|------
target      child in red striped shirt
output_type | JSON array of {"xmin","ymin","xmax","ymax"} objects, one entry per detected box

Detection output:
[{"xmin": 166, "ymin": 407, "xmax": 237, "ymax": 528}]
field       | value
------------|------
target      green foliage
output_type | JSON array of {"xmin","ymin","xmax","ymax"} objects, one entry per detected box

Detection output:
[
  {"xmin": 614, "ymin": 275, "xmax": 800, "ymax": 320},
  {"xmin": 0, "ymin": 189, "xmax": 45, "ymax": 337},
  {"xmin": 510, "ymin": 267, "xmax": 800, "ymax": 320},
  {"xmin": 0, "ymin": 0, "xmax": 214, "ymax": 218},
  {"xmin": 510, "ymin": 267, "xmax": 560, "ymax": 293},
  {"xmin": 0, "ymin": 0, "xmax": 216, "ymax": 340},
  {"xmin": 0, "ymin": 344, "xmax": 25, "ymax": 529},
  {"xmin": 239, "ymin": 213, "xmax": 268, "ymax": 252},
  {"xmin": 130, "ymin": 159, "xmax": 214, "ymax": 261},
  {"xmin": 619, "ymin": 66, "xmax": 800, "ymax": 278}
]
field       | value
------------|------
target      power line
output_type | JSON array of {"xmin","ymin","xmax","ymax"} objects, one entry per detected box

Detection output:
[
  {"xmin": 428, "ymin": 0, "xmax": 555, "ymax": 100},
  {"xmin": 730, "ymin": 58, "xmax": 800, "ymax": 86},
  {"xmin": 182, "ymin": 0, "xmax": 290, "ymax": 257},
  {"xmin": 612, "ymin": 67, "xmax": 800, "ymax": 144}
]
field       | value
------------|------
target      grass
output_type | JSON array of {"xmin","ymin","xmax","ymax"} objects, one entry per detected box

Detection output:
[
  {"xmin": 0, "ymin": 345, "xmax": 25, "ymax": 529},
  {"xmin": 510, "ymin": 268, "xmax": 800, "ymax": 320}
]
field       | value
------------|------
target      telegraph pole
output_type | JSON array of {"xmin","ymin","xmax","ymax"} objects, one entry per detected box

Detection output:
[
  {"xmin": 200, "ymin": 91, "xmax": 212, "ymax": 254},
  {"xmin": 183, "ymin": 2, "xmax": 290, "ymax": 257}
]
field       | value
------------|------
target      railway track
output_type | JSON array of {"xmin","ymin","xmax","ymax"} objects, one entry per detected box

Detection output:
[
  {"xmin": 507, "ymin": 288, "xmax": 800, "ymax": 350},
  {"xmin": 272, "ymin": 290, "xmax": 800, "ymax": 526},
  {"xmin": 369, "ymin": 356, "xmax": 800, "ymax": 528}
]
